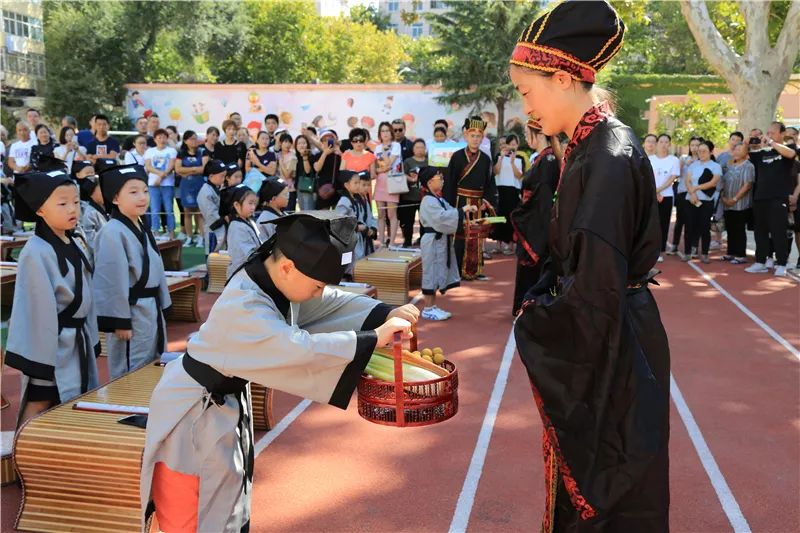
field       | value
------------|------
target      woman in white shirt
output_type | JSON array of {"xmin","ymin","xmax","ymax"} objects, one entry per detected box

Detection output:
[
  {"xmin": 53, "ymin": 126, "xmax": 87, "ymax": 173},
  {"xmin": 493, "ymin": 134, "xmax": 525, "ymax": 254},
  {"xmin": 648, "ymin": 134, "xmax": 680, "ymax": 262},
  {"xmin": 144, "ymin": 129, "xmax": 178, "ymax": 238},
  {"xmin": 373, "ymin": 121, "xmax": 402, "ymax": 246},
  {"xmin": 123, "ymin": 134, "xmax": 148, "ymax": 167}
]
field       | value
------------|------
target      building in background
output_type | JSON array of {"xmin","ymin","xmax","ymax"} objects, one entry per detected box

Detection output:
[
  {"xmin": 1, "ymin": 0, "xmax": 46, "ymax": 112},
  {"xmin": 316, "ymin": 0, "xmax": 373, "ymax": 18},
  {"xmin": 378, "ymin": 0, "xmax": 448, "ymax": 38}
]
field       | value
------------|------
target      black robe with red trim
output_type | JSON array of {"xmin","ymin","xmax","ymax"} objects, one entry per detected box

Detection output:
[{"xmin": 514, "ymin": 113, "xmax": 670, "ymax": 532}]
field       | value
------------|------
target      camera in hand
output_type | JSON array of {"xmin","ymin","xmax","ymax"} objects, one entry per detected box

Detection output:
[{"xmin": 749, "ymin": 137, "xmax": 761, "ymax": 145}]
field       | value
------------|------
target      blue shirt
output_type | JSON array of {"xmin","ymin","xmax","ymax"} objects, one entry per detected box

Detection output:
[
  {"xmin": 86, "ymin": 136, "xmax": 121, "ymax": 156},
  {"xmin": 688, "ymin": 160, "xmax": 722, "ymax": 202},
  {"xmin": 77, "ymin": 129, "xmax": 95, "ymax": 148}
]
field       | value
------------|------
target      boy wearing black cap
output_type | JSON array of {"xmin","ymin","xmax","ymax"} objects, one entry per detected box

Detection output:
[
  {"xmin": 71, "ymin": 159, "xmax": 96, "ymax": 182},
  {"xmin": 93, "ymin": 164, "xmax": 171, "ymax": 379},
  {"xmin": 198, "ymin": 159, "xmax": 227, "ymax": 253},
  {"xmin": 256, "ymin": 177, "xmax": 289, "ymax": 240},
  {"xmin": 335, "ymin": 170, "xmax": 374, "ymax": 263},
  {"xmin": 5, "ymin": 169, "xmax": 100, "ymax": 425},
  {"xmin": 141, "ymin": 211, "xmax": 418, "ymax": 532},
  {"xmin": 77, "ymin": 177, "xmax": 109, "ymax": 255}
]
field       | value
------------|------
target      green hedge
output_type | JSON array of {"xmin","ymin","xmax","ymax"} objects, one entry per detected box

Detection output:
[{"xmin": 605, "ymin": 74, "xmax": 729, "ymax": 137}]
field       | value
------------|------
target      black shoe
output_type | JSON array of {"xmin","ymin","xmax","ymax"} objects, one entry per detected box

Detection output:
[{"xmin": 476, "ymin": 274, "xmax": 490, "ymax": 281}]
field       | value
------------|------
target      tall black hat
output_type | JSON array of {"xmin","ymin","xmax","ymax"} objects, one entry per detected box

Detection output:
[
  {"xmin": 98, "ymin": 164, "xmax": 147, "ymax": 207},
  {"xmin": 262, "ymin": 211, "xmax": 357, "ymax": 285},
  {"xmin": 510, "ymin": 0, "xmax": 625, "ymax": 83},
  {"xmin": 258, "ymin": 178, "xmax": 288, "ymax": 205},
  {"xmin": 71, "ymin": 159, "xmax": 95, "ymax": 180},
  {"xmin": 13, "ymin": 169, "xmax": 75, "ymax": 222},
  {"xmin": 33, "ymin": 154, "xmax": 68, "ymax": 173}
]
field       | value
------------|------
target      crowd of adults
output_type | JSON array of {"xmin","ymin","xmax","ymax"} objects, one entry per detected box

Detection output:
[{"xmin": 2, "ymin": 107, "xmax": 798, "ymax": 276}]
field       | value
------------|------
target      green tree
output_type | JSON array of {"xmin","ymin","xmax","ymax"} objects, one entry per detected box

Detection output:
[
  {"xmin": 350, "ymin": 4, "xmax": 392, "ymax": 31},
  {"xmin": 417, "ymin": 0, "xmax": 537, "ymax": 136},
  {"xmin": 656, "ymin": 92, "xmax": 737, "ymax": 148}
]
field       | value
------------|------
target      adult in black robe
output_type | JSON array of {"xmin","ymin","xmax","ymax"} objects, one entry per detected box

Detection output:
[
  {"xmin": 444, "ymin": 127, "xmax": 498, "ymax": 280},
  {"xmin": 509, "ymin": 2, "xmax": 669, "ymax": 531}
]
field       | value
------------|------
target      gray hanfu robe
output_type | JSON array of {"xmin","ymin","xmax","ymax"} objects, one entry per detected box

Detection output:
[
  {"xmin": 5, "ymin": 226, "xmax": 100, "ymax": 417},
  {"xmin": 198, "ymin": 182, "xmax": 225, "ymax": 253},
  {"xmin": 93, "ymin": 214, "xmax": 171, "ymax": 379},
  {"xmin": 419, "ymin": 194, "xmax": 461, "ymax": 295},
  {"xmin": 78, "ymin": 199, "xmax": 108, "ymax": 260},
  {"xmin": 141, "ymin": 255, "xmax": 392, "ymax": 532},
  {"xmin": 225, "ymin": 217, "xmax": 265, "ymax": 279},
  {"xmin": 336, "ymin": 193, "xmax": 375, "ymax": 263},
  {"xmin": 256, "ymin": 207, "xmax": 283, "ymax": 241}
]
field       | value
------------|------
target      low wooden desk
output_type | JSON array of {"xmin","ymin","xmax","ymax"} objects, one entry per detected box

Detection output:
[
  {"xmin": 156, "ymin": 239, "xmax": 182, "ymax": 271},
  {"xmin": 352, "ymin": 249, "xmax": 421, "ymax": 305}
]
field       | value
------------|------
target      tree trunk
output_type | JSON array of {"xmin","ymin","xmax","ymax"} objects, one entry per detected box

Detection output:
[
  {"xmin": 496, "ymin": 99, "xmax": 506, "ymax": 138},
  {"xmin": 728, "ymin": 78, "xmax": 785, "ymax": 134}
]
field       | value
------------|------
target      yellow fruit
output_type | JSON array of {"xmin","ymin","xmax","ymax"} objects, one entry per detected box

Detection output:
[
  {"xmin": 412, "ymin": 351, "xmax": 421, "ymax": 358},
  {"xmin": 432, "ymin": 347, "xmax": 443, "ymax": 354},
  {"xmin": 402, "ymin": 349, "xmax": 413, "ymax": 358},
  {"xmin": 422, "ymin": 354, "xmax": 433, "ymax": 362},
  {"xmin": 421, "ymin": 348, "xmax": 433, "ymax": 357},
  {"xmin": 433, "ymin": 353, "xmax": 445, "ymax": 364}
]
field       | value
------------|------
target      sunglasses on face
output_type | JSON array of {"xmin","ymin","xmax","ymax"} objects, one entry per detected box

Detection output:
[
  {"xmin": 393, "ymin": 128, "xmax": 404, "ymax": 133},
  {"xmin": 352, "ymin": 138, "xmax": 365, "ymax": 143}
]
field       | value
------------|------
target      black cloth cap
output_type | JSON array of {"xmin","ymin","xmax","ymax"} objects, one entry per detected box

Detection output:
[
  {"xmin": 205, "ymin": 159, "xmax": 227, "ymax": 176},
  {"xmin": 418, "ymin": 166, "xmax": 442, "ymax": 189},
  {"xmin": 266, "ymin": 211, "xmax": 357, "ymax": 285},
  {"xmin": 357, "ymin": 170, "xmax": 371, "ymax": 181},
  {"xmin": 98, "ymin": 164, "xmax": 148, "ymax": 207},
  {"xmin": 13, "ymin": 170, "xmax": 76, "ymax": 222},
  {"xmin": 511, "ymin": 0, "xmax": 625, "ymax": 83},
  {"xmin": 71, "ymin": 159, "xmax": 95, "ymax": 179},
  {"xmin": 220, "ymin": 184, "xmax": 254, "ymax": 219},
  {"xmin": 94, "ymin": 157, "xmax": 121, "ymax": 174},
  {"xmin": 79, "ymin": 177, "xmax": 99, "ymax": 202},
  {"xmin": 226, "ymin": 162, "xmax": 241, "ymax": 176},
  {"xmin": 34, "ymin": 154, "xmax": 68, "ymax": 173},
  {"xmin": 337, "ymin": 170, "xmax": 360, "ymax": 185},
  {"xmin": 258, "ymin": 177, "xmax": 288, "ymax": 204}
]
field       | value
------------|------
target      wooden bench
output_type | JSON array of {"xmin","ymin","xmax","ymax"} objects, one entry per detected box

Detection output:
[
  {"xmin": 2, "ymin": 429, "xmax": 15, "ymax": 486},
  {"xmin": 207, "ymin": 252, "xmax": 231, "ymax": 294},
  {"xmin": 1, "ymin": 265, "xmax": 17, "ymax": 307},
  {"xmin": 352, "ymin": 248, "xmax": 422, "ymax": 305},
  {"xmin": 156, "ymin": 239, "xmax": 183, "ymax": 271},
  {"xmin": 0, "ymin": 235, "xmax": 29, "ymax": 261}
]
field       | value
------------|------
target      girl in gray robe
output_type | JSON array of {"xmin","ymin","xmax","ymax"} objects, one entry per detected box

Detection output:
[
  {"xmin": 418, "ymin": 167, "xmax": 473, "ymax": 321},
  {"xmin": 256, "ymin": 177, "xmax": 289, "ymax": 241},
  {"xmin": 221, "ymin": 184, "xmax": 265, "ymax": 279},
  {"xmin": 141, "ymin": 212, "xmax": 417, "ymax": 533},
  {"xmin": 94, "ymin": 165, "xmax": 171, "ymax": 379},
  {"xmin": 198, "ymin": 159, "xmax": 228, "ymax": 253},
  {"xmin": 5, "ymin": 169, "xmax": 100, "ymax": 425}
]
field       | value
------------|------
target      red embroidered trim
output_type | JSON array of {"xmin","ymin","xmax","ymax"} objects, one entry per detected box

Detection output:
[
  {"xmin": 510, "ymin": 45, "xmax": 596, "ymax": 83},
  {"xmin": 533, "ymin": 146, "xmax": 555, "ymax": 167},
  {"xmin": 529, "ymin": 380, "xmax": 598, "ymax": 522},
  {"xmin": 556, "ymin": 101, "xmax": 611, "ymax": 191},
  {"xmin": 510, "ymin": 215, "xmax": 540, "ymax": 266}
]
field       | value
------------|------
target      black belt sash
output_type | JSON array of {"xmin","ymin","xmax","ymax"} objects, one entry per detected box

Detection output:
[{"xmin": 183, "ymin": 354, "xmax": 254, "ymax": 490}]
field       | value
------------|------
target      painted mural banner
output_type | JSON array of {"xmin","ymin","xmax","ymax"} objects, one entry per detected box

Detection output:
[
  {"xmin": 428, "ymin": 141, "xmax": 467, "ymax": 166},
  {"xmin": 125, "ymin": 84, "xmax": 525, "ymax": 142}
]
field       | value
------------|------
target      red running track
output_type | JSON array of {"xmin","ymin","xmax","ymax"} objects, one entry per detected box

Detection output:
[{"xmin": 1, "ymin": 253, "xmax": 798, "ymax": 532}]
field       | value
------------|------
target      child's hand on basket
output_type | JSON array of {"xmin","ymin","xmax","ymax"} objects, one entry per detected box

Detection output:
[{"xmin": 375, "ymin": 317, "xmax": 413, "ymax": 347}]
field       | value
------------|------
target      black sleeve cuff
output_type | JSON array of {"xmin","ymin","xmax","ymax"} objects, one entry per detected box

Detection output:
[
  {"xmin": 5, "ymin": 351, "xmax": 55, "ymax": 381},
  {"xmin": 360, "ymin": 302, "xmax": 393, "ymax": 331},
  {"xmin": 94, "ymin": 342, "xmax": 102, "ymax": 358},
  {"xmin": 328, "ymin": 330, "xmax": 378, "ymax": 410},
  {"xmin": 97, "ymin": 315, "xmax": 133, "ymax": 332}
]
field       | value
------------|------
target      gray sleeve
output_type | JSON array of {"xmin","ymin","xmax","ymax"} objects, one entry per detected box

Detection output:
[
  {"xmin": 94, "ymin": 225, "xmax": 134, "ymax": 331},
  {"xmin": 297, "ymin": 286, "xmax": 392, "ymax": 333},
  {"xmin": 420, "ymin": 196, "xmax": 459, "ymax": 234},
  {"xmin": 198, "ymin": 187, "xmax": 219, "ymax": 225}
]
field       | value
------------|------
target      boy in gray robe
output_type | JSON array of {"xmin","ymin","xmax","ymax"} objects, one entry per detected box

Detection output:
[
  {"xmin": 5, "ymin": 169, "xmax": 100, "ymax": 425},
  {"xmin": 222, "ymin": 184, "xmax": 265, "ymax": 279},
  {"xmin": 94, "ymin": 164, "xmax": 171, "ymax": 379},
  {"xmin": 256, "ymin": 177, "xmax": 289, "ymax": 241},
  {"xmin": 418, "ymin": 167, "xmax": 473, "ymax": 321},
  {"xmin": 141, "ymin": 211, "xmax": 418, "ymax": 533},
  {"xmin": 335, "ymin": 171, "xmax": 374, "ymax": 271},
  {"xmin": 198, "ymin": 159, "xmax": 227, "ymax": 253},
  {"xmin": 77, "ymin": 177, "xmax": 108, "ymax": 255}
]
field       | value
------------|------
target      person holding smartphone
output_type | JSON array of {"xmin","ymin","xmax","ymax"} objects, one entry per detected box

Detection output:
[
  {"xmin": 400, "ymin": 139, "xmax": 429, "ymax": 247},
  {"xmin": 492, "ymin": 134, "xmax": 526, "ymax": 254}
]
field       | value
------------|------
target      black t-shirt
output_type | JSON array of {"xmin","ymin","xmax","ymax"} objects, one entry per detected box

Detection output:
[
  {"xmin": 249, "ymin": 148, "xmax": 277, "ymax": 174},
  {"xmin": 749, "ymin": 143, "xmax": 798, "ymax": 200},
  {"xmin": 313, "ymin": 151, "xmax": 341, "ymax": 186},
  {"xmin": 215, "ymin": 140, "xmax": 246, "ymax": 167},
  {"xmin": 30, "ymin": 142, "xmax": 56, "ymax": 170},
  {"xmin": 86, "ymin": 136, "xmax": 121, "ymax": 156},
  {"xmin": 397, "ymin": 137, "xmax": 414, "ymax": 162}
]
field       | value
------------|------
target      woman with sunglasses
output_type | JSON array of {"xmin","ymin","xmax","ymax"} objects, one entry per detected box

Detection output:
[
  {"xmin": 373, "ymin": 122, "xmax": 402, "ymax": 245},
  {"xmin": 510, "ymin": 2, "xmax": 670, "ymax": 530}
]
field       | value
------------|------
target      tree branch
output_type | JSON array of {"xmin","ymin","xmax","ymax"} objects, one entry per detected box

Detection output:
[
  {"xmin": 737, "ymin": 0, "xmax": 769, "ymax": 61},
  {"xmin": 773, "ymin": 0, "xmax": 800, "ymax": 74},
  {"xmin": 679, "ymin": 0, "xmax": 740, "ymax": 82}
]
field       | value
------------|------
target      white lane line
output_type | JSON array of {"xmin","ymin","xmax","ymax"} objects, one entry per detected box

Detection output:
[
  {"xmin": 254, "ymin": 399, "xmax": 313, "ymax": 457},
  {"xmin": 671, "ymin": 375, "xmax": 751, "ymax": 533},
  {"xmin": 687, "ymin": 262, "xmax": 800, "ymax": 362},
  {"xmin": 449, "ymin": 326, "xmax": 517, "ymax": 533}
]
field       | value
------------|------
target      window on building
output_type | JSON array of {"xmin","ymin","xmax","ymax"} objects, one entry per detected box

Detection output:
[
  {"xmin": 387, "ymin": 1, "xmax": 399, "ymax": 12},
  {"xmin": 388, "ymin": 23, "xmax": 399, "ymax": 33},
  {"xmin": 413, "ymin": 0, "xmax": 423, "ymax": 11},
  {"xmin": 2, "ymin": 10, "xmax": 44, "ymax": 41},
  {"xmin": 411, "ymin": 23, "xmax": 424, "ymax": 38},
  {"xmin": 430, "ymin": 0, "xmax": 443, "ymax": 8},
  {"xmin": 1, "ymin": 47, "xmax": 46, "ymax": 78}
]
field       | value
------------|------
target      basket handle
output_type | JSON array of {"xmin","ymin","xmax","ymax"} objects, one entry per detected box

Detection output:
[{"xmin": 392, "ymin": 332, "xmax": 405, "ymax": 427}]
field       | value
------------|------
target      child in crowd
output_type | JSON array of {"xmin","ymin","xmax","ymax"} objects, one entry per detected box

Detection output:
[
  {"xmin": 222, "ymin": 184, "xmax": 265, "ymax": 278},
  {"xmin": 335, "ymin": 170, "xmax": 374, "ymax": 266},
  {"xmin": 359, "ymin": 171, "xmax": 377, "ymax": 255},
  {"xmin": 6, "ymin": 169, "xmax": 100, "ymax": 425},
  {"xmin": 198, "ymin": 159, "xmax": 227, "ymax": 253},
  {"xmin": 418, "ymin": 167, "xmax": 474, "ymax": 321},
  {"xmin": 225, "ymin": 163, "xmax": 243, "ymax": 188},
  {"xmin": 257, "ymin": 178, "xmax": 289, "ymax": 240},
  {"xmin": 94, "ymin": 164, "xmax": 171, "ymax": 379},
  {"xmin": 78, "ymin": 177, "xmax": 109, "ymax": 255},
  {"xmin": 71, "ymin": 159, "xmax": 96, "ymax": 182},
  {"xmin": 141, "ymin": 211, "xmax": 417, "ymax": 532}
]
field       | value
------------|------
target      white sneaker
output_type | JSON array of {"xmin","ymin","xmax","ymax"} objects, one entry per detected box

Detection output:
[
  {"xmin": 193, "ymin": 235, "xmax": 204, "ymax": 248},
  {"xmin": 175, "ymin": 231, "xmax": 187, "ymax": 242},
  {"xmin": 774, "ymin": 266, "xmax": 787, "ymax": 277},
  {"xmin": 422, "ymin": 307, "xmax": 449, "ymax": 321},
  {"xmin": 657, "ymin": 255, "xmax": 664, "ymax": 263},
  {"xmin": 765, "ymin": 257, "xmax": 775, "ymax": 269},
  {"xmin": 745, "ymin": 263, "xmax": 769, "ymax": 274},
  {"xmin": 432, "ymin": 306, "xmax": 452, "ymax": 319},
  {"xmin": 665, "ymin": 244, "xmax": 678, "ymax": 256}
]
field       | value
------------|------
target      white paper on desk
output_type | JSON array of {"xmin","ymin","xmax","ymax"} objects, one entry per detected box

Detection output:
[
  {"xmin": 0, "ymin": 236, "xmax": 14, "ymax": 241},
  {"xmin": 0, "ymin": 261, "xmax": 18, "ymax": 267},
  {"xmin": 165, "ymin": 271, "xmax": 190, "ymax": 277},
  {"xmin": 338, "ymin": 281, "xmax": 370, "ymax": 288},
  {"xmin": 367, "ymin": 257, "xmax": 407, "ymax": 263},
  {"xmin": 388, "ymin": 246, "xmax": 420, "ymax": 254},
  {"xmin": 72, "ymin": 402, "xmax": 149, "ymax": 415}
]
